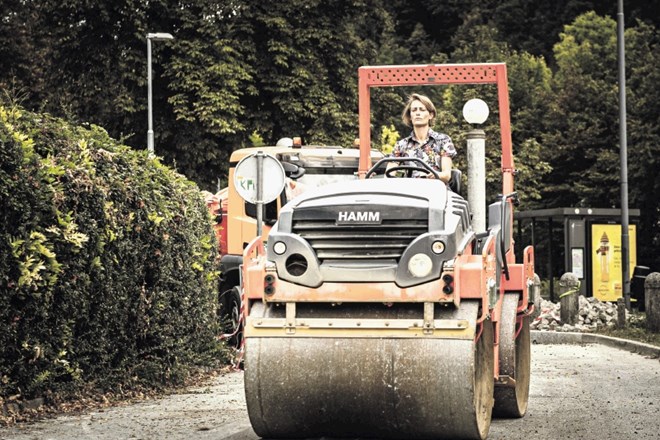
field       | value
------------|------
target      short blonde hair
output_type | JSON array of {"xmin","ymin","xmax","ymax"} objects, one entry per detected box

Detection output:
[{"xmin": 401, "ymin": 93, "xmax": 436, "ymax": 128}]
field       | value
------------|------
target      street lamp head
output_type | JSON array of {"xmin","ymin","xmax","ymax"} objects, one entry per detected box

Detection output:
[
  {"xmin": 147, "ymin": 32, "xmax": 174, "ymax": 41},
  {"xmin": 462, "ymin": 98, "xmax": 489, "ymax": 125}
]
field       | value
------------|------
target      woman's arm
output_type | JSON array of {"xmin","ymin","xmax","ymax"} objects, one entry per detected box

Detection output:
[{"xmin": 437, "ymin": 155, "xmax": 452, "ymax": 183}]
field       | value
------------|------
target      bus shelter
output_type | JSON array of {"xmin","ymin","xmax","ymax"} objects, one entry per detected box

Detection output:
[{"xmin": 514, "ymin": 208, "xmax": 640, "ymax": 302}]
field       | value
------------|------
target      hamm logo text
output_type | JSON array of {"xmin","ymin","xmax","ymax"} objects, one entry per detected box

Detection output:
[{"xmin": 337, "ymin": 211, "xmax": 381, "ymax": 224}]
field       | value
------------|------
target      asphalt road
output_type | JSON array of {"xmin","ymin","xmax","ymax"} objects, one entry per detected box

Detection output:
[{"xmin": 2, "ymin": 338, "xmax": 659, "ymax": 440}]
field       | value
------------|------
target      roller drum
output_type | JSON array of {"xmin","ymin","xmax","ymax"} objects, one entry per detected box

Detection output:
[
  {"xmin": 244, "ymin": 301, "xmax": 494, "ymax": 440},
  {"xmin": 493, "ymin": 293, "xmax": 531, "ymax": 418}
]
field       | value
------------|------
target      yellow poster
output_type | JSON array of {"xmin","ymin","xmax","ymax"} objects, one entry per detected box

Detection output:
[{"xmin": 591, "ymin": 224, "xmax": 637, "ymax": 301}]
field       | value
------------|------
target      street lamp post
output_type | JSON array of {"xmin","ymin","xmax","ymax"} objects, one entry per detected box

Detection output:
[
  {"xmin": 616, "ymin": 0, "xmax": 631, "ymax": 310},
  {"xmin": 147, "ymin": 32, "xmax": 174, "ymax": 157}
]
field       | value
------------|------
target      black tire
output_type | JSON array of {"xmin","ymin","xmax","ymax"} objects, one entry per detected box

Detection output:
[{"xmin": 219, "ymin": 286, "xmax": 243, "ymax": 347}]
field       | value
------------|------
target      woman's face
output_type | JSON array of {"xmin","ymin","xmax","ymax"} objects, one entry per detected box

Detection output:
[{"xmin": 410, "ymin": 100, "xmax": 433, "ymax": 127}]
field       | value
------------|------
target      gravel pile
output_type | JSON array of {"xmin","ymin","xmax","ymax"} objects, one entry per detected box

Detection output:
[{"xmin": 531, "ymin": 295, "xmax": 627, "ymax": 332}]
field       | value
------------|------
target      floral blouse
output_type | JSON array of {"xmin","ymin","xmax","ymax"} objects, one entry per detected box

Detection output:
[{"xmin": 392, "ymin": 129, "xmax": 456, "ymax": 176}]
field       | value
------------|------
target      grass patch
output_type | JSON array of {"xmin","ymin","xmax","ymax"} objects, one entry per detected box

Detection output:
[{"xmin": 593, "ymin": 312, "xmax": 660, "ymax": 347}]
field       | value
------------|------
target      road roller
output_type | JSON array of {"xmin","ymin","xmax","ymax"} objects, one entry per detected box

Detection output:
[{"xmin": 241, "ymin": 64, "xmax": 535, "ymax": 439}]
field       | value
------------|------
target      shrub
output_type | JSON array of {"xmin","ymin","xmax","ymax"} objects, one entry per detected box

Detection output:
[{"xmin": 0, "ymin": 103, "xmax": 226, "ymax": 400}]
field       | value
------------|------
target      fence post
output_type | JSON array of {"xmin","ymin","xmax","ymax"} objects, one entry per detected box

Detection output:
[
  {"xmin": 645, "ymin": 272, "xmax": 660, "ymax": 333},
  {"xmin": 559, "ymin": 272, "xmax": 579, "ymax": 326}
]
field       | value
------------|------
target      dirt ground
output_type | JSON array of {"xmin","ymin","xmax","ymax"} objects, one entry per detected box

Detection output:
[{"xmin": 1, "ymin": 369, "xmax": 246, "ymax": 440}]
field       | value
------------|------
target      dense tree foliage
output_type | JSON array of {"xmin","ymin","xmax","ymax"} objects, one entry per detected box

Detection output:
[
  {"xmin": 543, "ymin": 12, "xmax": 622, "ymax": 207},
  {"xmin": 615, "ymin": 21, "xmax": 660, "ymax": 268},
  {"xmin": 449, "ymin": 22, "xmax": 553, "ymax": 206},
  {"xmin": 542, "ymin": 12, "xmax": 660, "ymax": 268},
  {"xmin": 0, "ymin": 2, "xmax": 658, "ymax": 269}
]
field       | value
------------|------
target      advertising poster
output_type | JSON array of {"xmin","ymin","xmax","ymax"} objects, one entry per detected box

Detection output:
[
  {"xmin": 591, "ymin": 224, "xmax": 637, "ymax": 301},
  {"xmin": 571, "ymin": 248, "xmax": 584, "ymax": 279}
]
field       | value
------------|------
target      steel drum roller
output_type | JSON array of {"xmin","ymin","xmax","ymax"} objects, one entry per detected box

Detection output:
[
  {"xmin": 244, "ymin": 301, "xmax": 494, "ymax": 440},
  {"xmin": 493, "ymin": 293, "xmax": 531, "ymax": 418}
]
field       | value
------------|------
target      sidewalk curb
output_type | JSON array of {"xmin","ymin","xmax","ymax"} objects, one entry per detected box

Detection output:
[{"xmin": 531, "ymin": 330, "xmax": 660, "ymax": 359}]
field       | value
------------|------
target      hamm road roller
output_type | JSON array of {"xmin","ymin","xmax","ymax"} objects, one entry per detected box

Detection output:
[{"xmin": 241, "ymin": 63, "xmax": 535, "ymax": 439}]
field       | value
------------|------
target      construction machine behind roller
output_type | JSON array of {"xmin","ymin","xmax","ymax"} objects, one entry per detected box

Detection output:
[{"xmin": 241, "ymin": 63, "xmax": 535, "ymax": 439}]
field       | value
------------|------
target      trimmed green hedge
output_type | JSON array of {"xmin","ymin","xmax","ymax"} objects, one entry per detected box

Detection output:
[{"xmin": 0, "ymin": 103, "xmax": 225, "ymax": 399}]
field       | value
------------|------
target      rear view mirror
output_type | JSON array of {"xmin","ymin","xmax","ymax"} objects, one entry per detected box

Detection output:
[{"xmin": 282, "ymin": 161, "xmax": 306, "ymax": 179}]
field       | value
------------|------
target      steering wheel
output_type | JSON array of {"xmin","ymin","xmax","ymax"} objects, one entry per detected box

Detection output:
[
  {"xmin": 385, "ymin": 164, "xmax": 431, "ymax": 178},
  {"xmin": 366, "ymin": 157, "xmax": 441, "ymax": 179}
]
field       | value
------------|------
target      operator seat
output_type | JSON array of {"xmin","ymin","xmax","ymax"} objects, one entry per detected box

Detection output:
[{"xmin": 449, "ymin": 169, "xmax": 462, "ymax": 194}]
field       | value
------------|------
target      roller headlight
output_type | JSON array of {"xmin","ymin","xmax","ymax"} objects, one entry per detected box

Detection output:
[
  {"xmin": 273, "ymin": 241, "xmax": 287, "ymax": 255},
  {"xmin": 408, "ymin": 253, "xmax": 433, "ymax": 278},
  {"xmin": 432, "ymin": 240, "xmax": 445, "ymax": 254}
]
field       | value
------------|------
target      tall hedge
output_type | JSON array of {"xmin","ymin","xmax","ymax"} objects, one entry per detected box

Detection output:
[{"xmin": 0, "ymin": 103, "xmax": 224, "ymax": 400}]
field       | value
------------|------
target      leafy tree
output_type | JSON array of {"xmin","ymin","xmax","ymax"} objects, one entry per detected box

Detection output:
[
  {"xmin": 542, "ymin": 12, "xmax": 620, "ymax": 207},
  {"xmin": 157, "ymin": 1, "xmax": 256, "ymax": 188},
  {"xmin": 386, "ymin": 0, "xmax": 474, "ymax": 58},
  {"xmin": 450, "ymin": 22, "xmax": 552, "ymax": 209},
  {"xmin": 144, "ymin": 0, "xmax": 403, "ymax": 188},
  {"xmin": 484, "ymin": 0, "xmax": 660, "ymax": 64},
  {"xmin": 485, "ymin": 0, "xmax": 596, "ymax": 63},
  {"xmin": 233, "ymin": 0, "xmax": 393, "ymax": 147},
  {"xmin": 0, "ymin": 0, "xmax": 658, "ymax": 269},
  {"xmin": 623, "ymin": 20, "xmax": 660, "ymax": 269},
  {"xmin": 542, "ymin": 12, "xmax": 660, "ymax": 269},
  {"xmin": 28, "ymin": 1, "xmax": 145, "ymax": 129},
  {"xmin": 0, "ymin": 0, "xmax": 42, "ymax": 102}
]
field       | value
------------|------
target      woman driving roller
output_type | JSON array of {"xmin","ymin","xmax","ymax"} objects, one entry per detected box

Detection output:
[{"xmin": 389, "ymin": 93, "xmax": 456, "ymax": 183}]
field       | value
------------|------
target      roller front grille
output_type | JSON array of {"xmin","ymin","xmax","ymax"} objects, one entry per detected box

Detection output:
[{"xmin": 291, "ymin": 218, "xmax": 428, "ymax": 261}]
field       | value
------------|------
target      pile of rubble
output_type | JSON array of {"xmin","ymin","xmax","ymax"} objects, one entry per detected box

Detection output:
[{"xmin": 531, "ymin": 295, "xmax": 627, "ymax": 332}]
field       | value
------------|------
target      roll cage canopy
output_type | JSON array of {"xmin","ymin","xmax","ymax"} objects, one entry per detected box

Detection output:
[{"xmin": 357, "ymin": 63, "xmax": 514, "ymax": 195}]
